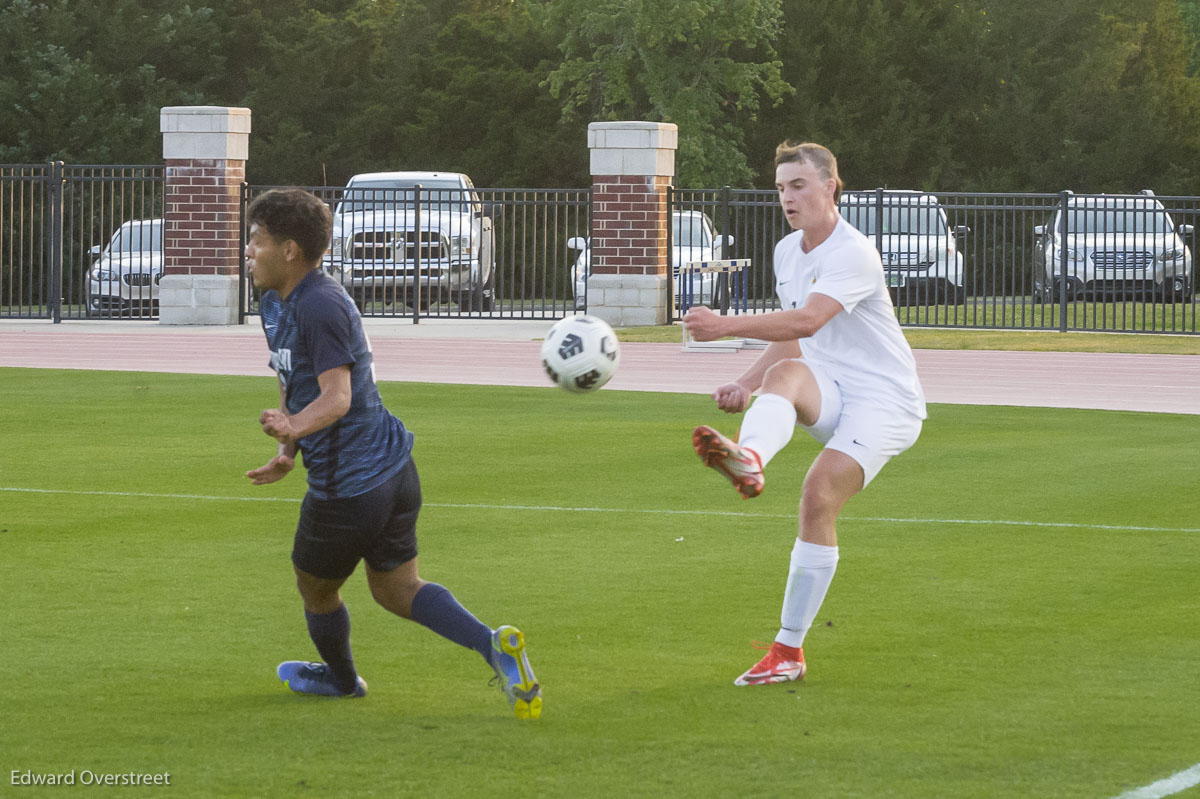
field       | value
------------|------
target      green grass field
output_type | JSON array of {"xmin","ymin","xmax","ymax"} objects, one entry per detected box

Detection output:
[{"xmin": 2, "ymin": 368, "xmax": 1198, "ymax": 798}]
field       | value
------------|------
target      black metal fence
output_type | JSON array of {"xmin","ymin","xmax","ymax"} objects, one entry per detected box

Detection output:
[
  {"xmin": 5, "ymin": 163, "xmax": 1197, "ymax": 335},
  {"xmin": 242, "ymin": 184, "xmax": 589, "ymax": 320},
  {"xmin": 0, "ymin": 163, "xmax": 164, "ymax": 321},
  {"xmin": 670, "ymin": 187, "xmax": 1199, "ymax": 334}
]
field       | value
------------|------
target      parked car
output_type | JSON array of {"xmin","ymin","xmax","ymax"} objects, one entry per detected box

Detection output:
[
  {"xmin": 839, "ymin": 190, "xmax": 969, "ymax": 304},
  {"xmin": 87, "ymin": 218, "xmax": 163, "ymax": 316},
  {"xmin": 1033, "ymin": 190, "xmax": 1194, "ymax": 302},
  {"xmin": 324, "ymin": 171, "xmax": 496, "ymax": 311},
  {"xmin": 567, "ymin": 210, "xmax": 734, "ymax": 310}
]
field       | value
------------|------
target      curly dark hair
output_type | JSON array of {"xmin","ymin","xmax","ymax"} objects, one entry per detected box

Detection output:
[{"xmin": 246, "ymin": 188, "xmax": 333, "ymax": 263}]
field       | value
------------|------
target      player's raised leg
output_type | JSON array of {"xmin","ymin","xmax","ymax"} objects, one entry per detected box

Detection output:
[
  {"xmin": 365, "ymin": 560, "xmax": 542, "ymax": 719},
  {"xmin": 693, "ymin": 359, "xmax": 821, "ymax": 499}
]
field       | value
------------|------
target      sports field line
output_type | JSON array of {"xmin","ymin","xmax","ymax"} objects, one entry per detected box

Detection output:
[
  {"xmin": 3, "ymin": 486, "xmax": 1198, "ymax": 534},
  {"xmin": 1112, "ymin": 762, "xmax": 1200, "ymax": 799}
]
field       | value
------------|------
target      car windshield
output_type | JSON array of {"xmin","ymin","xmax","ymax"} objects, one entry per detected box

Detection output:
[
  {"xmin": 339, "ymin": 179, "xmax": 472, "ymax": 213},
  {"xmin": 673, "ymin": 215, "xmax": 711, "ymax": 248},
  {"xmin": 110, "ymin": 221, "xmax": 162, "ymax": 252},
  {"xmin": 1065, "ymin": 205, "xmax": 1174, "ymax": 235},
  {"xmin": 840, "ymin": 200, "xmax": 946, "ymax": 236}
]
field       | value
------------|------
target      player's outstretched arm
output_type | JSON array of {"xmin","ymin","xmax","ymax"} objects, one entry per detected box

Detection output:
[{"xmin": 682, "ymin": 296, "xmax": 842, "ymax": 343}]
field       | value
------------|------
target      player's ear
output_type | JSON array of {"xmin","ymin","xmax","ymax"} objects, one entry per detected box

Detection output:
[{"xmin": 283, "ymin": 239, "xmax": 303, "ymax": 262}]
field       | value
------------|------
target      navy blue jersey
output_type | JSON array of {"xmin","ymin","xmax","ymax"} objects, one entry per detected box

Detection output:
[{"xmin": 259, "ymin": 269, "xmax": 413, "ymax": 500}]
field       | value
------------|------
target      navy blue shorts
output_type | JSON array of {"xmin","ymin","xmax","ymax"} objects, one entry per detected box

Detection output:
[{"xmin": 292, "ymin": 457, "xmax": 421, "ymax": 580}]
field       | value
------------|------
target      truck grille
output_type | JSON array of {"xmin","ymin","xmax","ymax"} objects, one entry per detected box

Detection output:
[
  {"xmin": 883, "ymin": 252, "xmax": 931, "ymax": 272},
  {"xmin": 350, "ymin": 231, "xmax": 445, "ymax": 261}
]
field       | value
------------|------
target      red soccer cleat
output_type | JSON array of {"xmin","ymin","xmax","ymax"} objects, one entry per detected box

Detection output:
[
  {"xmin": 734, "ymin": 642, "xmax": 806, "ymax": 686},
  {"xmin": 692, "ymin": 425, "xmax": 765, "ymax": 499}
]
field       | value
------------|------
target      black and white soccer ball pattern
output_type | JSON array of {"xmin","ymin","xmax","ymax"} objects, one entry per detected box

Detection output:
[{"xmin": 540, "ymin": 315, "xmax": 621, "ymax": 393}]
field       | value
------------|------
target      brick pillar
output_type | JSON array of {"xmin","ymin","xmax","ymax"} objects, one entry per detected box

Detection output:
[
  {"xmin": 158, "ymin": 106, "xmax": 251, "ymax": 325},
  {"xmin": 587, "ymin": 121, "xmax": 678, "ymax": 327}
]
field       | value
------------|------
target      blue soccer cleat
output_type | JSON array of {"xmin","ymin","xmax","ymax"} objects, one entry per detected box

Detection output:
[
  {"xmin": 277, "ymin": 661, "xmax": 367, "ymax": 698},
  {"xmin": 489, "ymin": 626, "xmax": 542, "ymax": 719}
]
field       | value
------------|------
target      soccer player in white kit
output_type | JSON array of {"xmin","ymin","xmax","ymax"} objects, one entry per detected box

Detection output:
[{"xmin": 682, "ymin": 142, "xmax": 926, "ymax": 686}]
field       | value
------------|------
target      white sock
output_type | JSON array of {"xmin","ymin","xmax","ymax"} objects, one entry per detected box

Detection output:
[
  {"xmin": 738, "ymin": 393, "xmax": 797, "ymax": 468},
  {"xmin": 776, "ymin": 540, "xmax": 839, "ymax": 649}
]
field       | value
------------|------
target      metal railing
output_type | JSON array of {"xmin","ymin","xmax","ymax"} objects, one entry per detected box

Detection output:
[
  {"xmin": 5, "ymin": 164, "xmax": 1196, "ymax": 335},
  {"xmin": 670, "ymin": 187, "xmax": 1199, "ymax": 334},
  {"xmin": 242, "ymin": 185, "xmax": 589, "ymax": 321},
  {"xmin": 0, "ymin": 163, "xmax": 164, "ymax": 321}
]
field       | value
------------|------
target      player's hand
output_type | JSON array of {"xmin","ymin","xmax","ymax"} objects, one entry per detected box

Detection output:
[
  {"xmin": 682, "ymin": 305, "xmax": 726, "ymax": 342},
  {"xmin": 259, "ymin": 408, "xmax": 297, "ymax": 444},
  {"xmin": 713, "ymin": 382, "xmax": 752, "ymax": 414},
  {"xmin": 245, "ymin": 454, "xmax": 295, "ymax": 485}
]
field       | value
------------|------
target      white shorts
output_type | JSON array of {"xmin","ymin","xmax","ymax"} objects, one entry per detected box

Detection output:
[{"xmin": 795, "ymin": 359, "xmax": 923, "ymax": 487}]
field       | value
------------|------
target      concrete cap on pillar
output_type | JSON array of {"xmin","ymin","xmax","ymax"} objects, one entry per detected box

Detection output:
[
  {"xmin": 587, "ymin": 121, "xmax": 677, "ymax": 177},
  {"xmin": 161, "ymin": 106, "xmax": 252, "ymax": 160}
]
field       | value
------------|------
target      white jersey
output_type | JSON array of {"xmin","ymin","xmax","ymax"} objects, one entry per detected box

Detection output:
[{"xmin": 774, "ymin": 216, "xmax": 926, "ymax": 419}]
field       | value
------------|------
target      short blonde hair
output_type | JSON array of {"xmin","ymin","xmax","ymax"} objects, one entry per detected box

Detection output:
[{"xmin": 774, "ymin": 141, "xmax": 843, "ymax": 203}]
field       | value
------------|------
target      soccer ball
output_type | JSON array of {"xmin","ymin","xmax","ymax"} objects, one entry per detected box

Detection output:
[{"xmin": 541, "ymin": 315, "xmax": 620, "ymax": 393}]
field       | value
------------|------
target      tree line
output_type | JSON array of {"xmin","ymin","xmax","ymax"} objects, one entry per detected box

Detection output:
[{"xmin": 3, "ymin": 0, "xmax": 1200, "ymax": 194}]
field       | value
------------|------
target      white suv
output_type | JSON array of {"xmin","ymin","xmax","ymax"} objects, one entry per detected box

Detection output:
[
  {"xmin": 567, "ymin": 210, "xmax": 734, "ymax": 310},
  {"xmin": 325, "ymin": 171, "xmax": 496, "ymax": 311},
  {"xmin": 839, "ymin": 190, "xmax": 968, "ymax": 304},
  {"xmin": 1033, "ymin": 191, "xmax": 1194, "ymax": 302},
  {"xmin": 87, "ymin": 218, "xmax": 163, "ymax": 316}
]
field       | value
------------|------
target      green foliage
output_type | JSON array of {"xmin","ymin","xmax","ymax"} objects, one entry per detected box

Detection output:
[
  {"xmin": 963, "ymin": 0, "xmax": 1200, "ymax": 193},
  {"xmin": 0, "ymin": 0, "xmax": 223, "ymax": 163},
  {"xmin": 1181, "ymin": 0, "xmax": 1200, "ymax": 76},
  {"xmin": 543, "ymin": 0, "xmax": 791, "ymax": 187},
  {"xmin": 396, "ymin": 4, "xmax": 589, "ymax": 186},
  {"xmin": 3, "ymin": 0, "xmax": 1200, "ymax": 192},
  {"xmin": 748, "ymin": 0, "xmax": 1200, "ymax": 193}
]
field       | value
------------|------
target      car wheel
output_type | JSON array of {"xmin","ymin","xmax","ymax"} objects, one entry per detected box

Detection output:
[{"xmin": 1032, "ymin": 280, "xmax": 1050, "ymax": 304}]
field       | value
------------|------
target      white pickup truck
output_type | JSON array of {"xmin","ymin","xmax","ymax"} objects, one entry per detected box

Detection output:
[{"xmin": 325, "ymin": 171, "xmax": 496, "ymax": 311}]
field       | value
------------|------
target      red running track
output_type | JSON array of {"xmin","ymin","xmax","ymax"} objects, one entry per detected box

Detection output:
[{"xmin": 0, "ymin": 325, "xmax": 1197, "ymax": 415}]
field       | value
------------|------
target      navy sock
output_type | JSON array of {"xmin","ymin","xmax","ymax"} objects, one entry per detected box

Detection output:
[
  {"xmin": 410, "ymin": 583, "xmax": 493, "ymax": 662},
  {"xmin": 305, "ymin": 604, "xmax": 358, "ymax": 692}
]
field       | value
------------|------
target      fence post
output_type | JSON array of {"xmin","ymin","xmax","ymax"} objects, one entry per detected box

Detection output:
[
  {"xmin": 719, "ymin": 185, "xmax": 732, "ymax": 314},
  {"xmin": 238, "ymin": 182, "xmax": 247, "ymax": 324},
  {"xmin": 874, "ymin": 187, "xmax": 884, "ymax": 256},
  {"xmin": 1058, "ymin": 190, "xmax": 1070, "ymax": 333},
  {"xmin": 413, "ymin": 185, "xmax": 422, "ymax": 325},
  {"xmin": 44, "ymin": 161, "xmax": 65, "ymax": 323},
  {"xmin": 666, "ymin": 184, "xmax": 675, "ymax": 322}
]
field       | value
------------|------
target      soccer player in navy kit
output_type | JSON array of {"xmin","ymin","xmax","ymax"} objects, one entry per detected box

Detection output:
[{"xmin": 243, "ymin": 188, "xmax": 541, "ymax": 719}]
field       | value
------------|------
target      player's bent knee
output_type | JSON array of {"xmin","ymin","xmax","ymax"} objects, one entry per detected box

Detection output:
[{"xmin": 763, "ymin": 360, "xmax": 817, "ymax": 400}]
